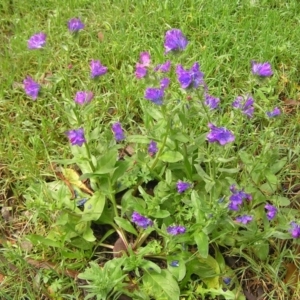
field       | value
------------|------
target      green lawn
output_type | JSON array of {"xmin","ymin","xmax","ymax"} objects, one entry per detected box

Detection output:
[{"xmin": 1, "ymin": 0, "xmax": 300, "ymax": 299}]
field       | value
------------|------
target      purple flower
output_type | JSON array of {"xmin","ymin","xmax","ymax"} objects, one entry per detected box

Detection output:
[
  {"xmin": 139, "ymin": 52, "xmax": 151, "ymax": 67},
  {"xmin": 228, "ymin": 185, "xmax": 252, "ymax": 211},
  {"xmin": 90, "ymin": 60, "xmax": 107, "ymax": 78},
  {"xmin": 267, "ymin": 107, "xmax": 281, "ymax": 118},
  {"xmin": 207, "ymin": 123, "xmax": 235, "ymax": 145},
  {"xmin": 132, "ymin": 212, "xmax": 153, "ymax": 229},
  {"xmin": 135, "ymin": 52, "xmax": 151, "ymax": 79},
  {"xmin": 135, "ymin": 64, "xmax": 147, "ymax": 79},
  {"xmin": 148, "ymin": 140, "xmax": 158, "ymax": 156},
  {"xmin": 160, "ymin": 78, "xmax": 170, "ymax": 89},
  {"xmin": 154, "ymin": 61, "xmax": 171, "ymax": 72},
  {"xmin": 112, "ymin": 122, "xmax": 125, "ymax": 142},
  {"xmin": 176, "ymin": 63, "xmax": 204, "ymax": 89},
  {"xmin": 68, "ymin": 18, "xmax": 85, "ymax": 32},
  {"xmin": 236, "ymin": 215, "xmax": 253, "ymax": 224},
  {"xmin": 28, "ymin": 33, "xmax": 46, "ymax": 49},
  {"xmin": 144, "ymin": 88, "xmax": 164, "ymax": 105},
  {"xmin": 23, "ymin": 76, "xmax": 40, "ymax": 100},
  {"xmin": 74, "ymin": 91, "xmax": 94, "ymax": 105},
  {"xmin": 251, "ymin": 61, "xmax": 273, "ymax": 77},
  {"xmin": 265, "ymin": 204, "xmax": 277, "ymax": 220},
  {"xmin": 204, "ymin": 94, "xmax": 220, "ymax": 109},
  {"xmin": 223, "ymin": 277, "xmax": 231, "ymax": 285},
  {"xmin": 66, "ymin": 128, "xmax": 86, "ymax": 146},
  {"xmin": 164, "ymin": 29, "xmax": 188, "ymax": 54},
  {"xmin": 232, "ymin": 95, "xmax": 254, "ymax": 118},
  {"xmin": 167, "ymin": 225, "xmax": 186, "ymax": 235},
  {"xmin": 170, "ymin": 260, "xmax": 179, "ymax": 267},
  {"xmin": 177, "ymin": 181, "xmax": 190, "ymax": 193},
  {"xmin": 290, "ymin": 222, "xmax": 300, "ymax": 238}
]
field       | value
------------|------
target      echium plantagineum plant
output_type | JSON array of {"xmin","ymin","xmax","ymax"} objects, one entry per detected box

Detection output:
[{"xmin": 24, "ymin": 22, "xmax": 296, "ymax": 300}]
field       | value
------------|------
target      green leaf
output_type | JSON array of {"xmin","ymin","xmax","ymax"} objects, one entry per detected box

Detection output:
[
  {"xmin": 217, "ymin": 167, "xmax": 239, "ymax": 174},
  {"xmin": 171, "ymin": 132, "xmax": 190, "ymax": 143},
  {"xmin": 274, "ymin": 195, "xmax": 290, "ymax": 206},
  {"xmin": 150, "ymin": 210, "xmax": 170, "ymax": 218},
  {"xmin": 141, "ymin": 260, "xmax": 161, "ymax": 273},
  {"xmin": 183, "ymin": 255, "xmax": 220, "ymax": 289},
  {"xmin": 270, "ymin": 157, "xmax": 287, "ymax": 174},
  {"xmin": 82, "ymin": 226, "xmax": 96, "ymax": 242},
  {"xmin": 127, "ymin": 135, "xmax": 151, "ymax": 144},
  {"xmin": 271, "ymin": 231, "xmax": 291, "ymax": 239},
  {"xmin": 27, "ymin": 234, "xmax": 62, "ymax": 248},
  {"xmin": 194, "ymin": 231, "xmax": 209, "ymax": 258},
  {"xmin": 146, "ymin": 106, "xmax": 163, "ymax": 120},
  {"xmin": 194, "ymin": 164, "xmax": 211, "ymax": 181},
  {"xmin": 111, "ymin": 160, "xmax": 130, "ymax": 185},
  {"xmin": 167, "ymin": 257, "xmax": 186, "ymax": 281},
  {"xmin": 159, "ymin": 151, "xmax": 183, "ymax": 163},
  {"xmin": 96, "ymin": 148, "xmax": 118, "ymax": 174},
  {"xmin": 114, "ymin": 217, "xmax": 138, "ymax": 236},
  {"xmin": 143, "ymin": 269, "xmax": 180, "ymax": 300},
  {"xmin": 239, "ymin": 151, "xmax": 252, "ymax": 165},
  {"xmin": 81, "ymin": 191, "xmax": 106, "ymax": 221},
  {"xmin": 252, "ymin": 241, "xmax": 269, "ymax": 261}
]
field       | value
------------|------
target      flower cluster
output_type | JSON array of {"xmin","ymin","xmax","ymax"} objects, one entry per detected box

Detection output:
[
  {"xmin": 28, "ymin": 32, "xmax": 46, "ymax": 49},
  {"xmin": 145, "ymin": 87, "xmax": 165, "ymax": 105},
  {"xmin": 23, "ymin": 76, "xmax": 40, "ymax": 100},
  {"xmin": 154, "ymin": 60, "xmax": 171, "ymax": 73},
  {"xmin": 232, "ymin": 95, "xmax": 254, "ymax": 118},
  {"xmin": 251, "ymin": 61, "xmax": 273, "ymax": 77},
  {"xmin": 135, "ymin": 52, "xmax": 151, "ymax": 79},
  {"xmin": 132, "ymin": 212, "xmax": 153, "ymax": 229},
  {"xmin": 207, "ymin": 123, "xmax": 235, "ymax": 146},
  {"xmin": 204, "ymin": 94, "xmax": 220, "ymax": 110},
  {"xmin": 265, "ymin": 204, "xmax": 277, "ymax": 220},
  {"xmin": 176, "ymin": 62, "xmax": 204, "ymax": 89},
  {"xmin": 112, "ymin": 122, "xmax": 125, "ymax": 142},
  {"xmin": 267, "ymin": 107, "xmax": 281, "ymax": 118},
  {"xmin": 66, "ymin": 128, "xmax": 86, "ymax": 147},
  {"xmin": 236, "ymin": 215, "xmax": 253, "ymax": 224},
  {"xmin": 228, "ymin": 185, "xmax": 252, "ymax": 211},
  {"xmin": 167, "ymin": 225, "xmax": 186, "ymax": 235},
  {"xmin": 164, "ymin": 29, "xmax": 188, "ymax": 53},
  {"xmin": 90, "ymin": 60, "xmax": 107, "ymax": 78},
  {"xmin": 74, "ymin": 91, "xmax": 94, "ymax": 105},
  {"xmin": 68, "ymin": 18, "xmax": 84, "ymax": 32},
  {"xmin": 148, "ymin": 140, "xmax": 158, "ymax": 156},
  {"xmin": 290, "ymin": 222, "xmax": 300, "ymax": 238},
  {"xmin": 176, "ymin": 181, "xmax": 190, "ymax": 193}
]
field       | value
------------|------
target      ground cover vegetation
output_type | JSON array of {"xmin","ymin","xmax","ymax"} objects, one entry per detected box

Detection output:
[{"xmin": 1, "ymin": 0, "xmax": 300, "ymax": 299}]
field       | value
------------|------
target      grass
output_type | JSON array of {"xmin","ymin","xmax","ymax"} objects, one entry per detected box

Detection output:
[{"xmin": 1, "ymin": 0, "xmax": 300, "ymax": 299}]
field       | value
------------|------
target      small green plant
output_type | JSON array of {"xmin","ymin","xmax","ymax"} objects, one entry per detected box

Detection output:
[
  {"xmin": 3, "ymin": 1, "xmax": 300, "ymax": 299},
  {"xmin": 21, "ymin": 21, "xmax": 299, "ymax": 299}
]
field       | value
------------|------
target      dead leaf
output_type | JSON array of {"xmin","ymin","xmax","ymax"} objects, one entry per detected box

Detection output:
[
  {"xmin": 1, "ymin": 206, "xmax": 12, "ymax": 222},
  {"xmin": 62, "ymin": 168, "xmax": 93, "ymax": 195},
  {"xmin": 26, "ymin": 258, "xmax": 79, "ymax": 279},
  {"xmin": 0, "ymin": 273, "xmax": 5, "ymax": 283},
  {"xmin": 113, "ymin": 237, "xmax": 127, "ymax": 258},
  {"xmin": 98, "ymin": 32, "xmax": 104, "ymax": 41}
]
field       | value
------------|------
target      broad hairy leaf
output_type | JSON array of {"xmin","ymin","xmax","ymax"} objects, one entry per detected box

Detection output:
[
  {"xmin": 143, "ymin": 269, "xmax": 180, "ymax": 300},
  {"xmin": 81, "ymin": 191, "xmax": 106, "ymax": 221},
  {"xmin": 159, "ymin": 151, "xmax": 183, "ymax": 163}
]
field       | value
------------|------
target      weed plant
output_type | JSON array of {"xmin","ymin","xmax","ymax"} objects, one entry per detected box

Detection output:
[{"xmin": 1, "ymin": 1, "xmax": 300, "ymax": 299}]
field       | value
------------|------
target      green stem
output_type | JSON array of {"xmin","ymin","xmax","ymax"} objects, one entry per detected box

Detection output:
[
  {"xmin": 196, "ymin": 89, "xmax": 211, "ymax": 123},
  {"xmin": 132, "ymin": 230, "xmax": 151, "ymax": 250},
  {"xmin": 84, "ymin": 143, "xmax": 96, "ymax": 173},
  {"xmin": 132, "ymin": 115, "xmax": 171, "ymax": 195},
  {"xmin": 108, "ymin": 178, "xmax": 129, "ymax": 248},
  {"xmin": 149, "ymin": 120, "xmax": 170, "ymax": 171}
]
